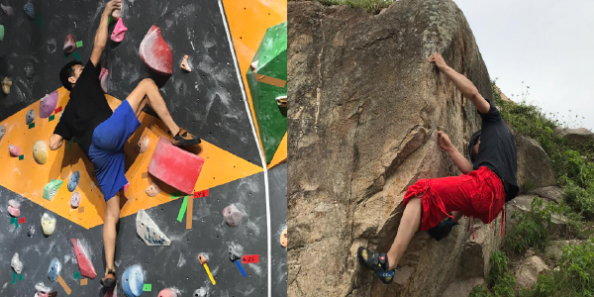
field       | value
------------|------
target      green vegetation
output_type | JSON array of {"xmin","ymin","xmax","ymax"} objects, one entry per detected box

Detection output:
[{"xmin": 317, "ymin": 0, "xmax": 395, "ymax": 14}]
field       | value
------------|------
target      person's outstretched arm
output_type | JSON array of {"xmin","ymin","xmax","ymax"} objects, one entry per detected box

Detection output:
[
  {"xmin": 90, "ymin": 0, "xmax": 121, "ymax": 67},
  {"xmin": 437, "ymin": 131, "xmax": 473, "ymax": 174},
  {"xmin": 429, "ymin": 53, "xmax": 490, "ymax": 114}
]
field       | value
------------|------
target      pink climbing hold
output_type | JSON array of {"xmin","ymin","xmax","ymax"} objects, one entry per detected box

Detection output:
[
  {"xmin": 99, "ymin": 68, "xmax": 109, "ymax": 93},
  {"xmin": 9, "ymin": 144, "xmax": 21, "ymax": 157},
  {"xmin": 158, "ymin": 288, "xmax": 178, "ymax": 297},
  {"xmin": 7, "ymin": 205, "xmax": 20, "ymax": 217},
  {"xmin": 64, "ymin": 34, "xmax": 76, "ymax": 54},
  {"xmin": 39, "ymin": 91, "xmax": 59, "ymax": 118},
  {"xmin": 70, "ymin": 239, "xmax": 97, "ymax": 279},
  {"xmin": 1, "ymin": 4, "xmax": 13, "ymax": 16},
  {"xmin": 139, "ymin": 25, "xmax": 173, "ymax": 76},
  {"xmin": 111, "ymin": 18, "xmax": 128, "ymax": 43},
  {"xmin": 148, "ymin": 138, "xmax": 205, "ymax": 194}
]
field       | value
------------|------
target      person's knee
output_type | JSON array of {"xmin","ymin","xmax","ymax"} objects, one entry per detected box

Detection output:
[{"xmin": 139, "ymin": 78, "xmax": 156, "ymax": 89}]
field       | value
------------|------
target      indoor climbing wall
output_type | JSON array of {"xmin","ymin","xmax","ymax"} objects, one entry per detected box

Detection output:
[{"xmin": 0, "ymin": 0, "xmax": 287, "ymax": 296}]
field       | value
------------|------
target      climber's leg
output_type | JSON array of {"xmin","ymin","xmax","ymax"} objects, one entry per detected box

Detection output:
[
  {"xmin": 101, "ymin": 192, "xmax": 120, "ymax": 288},
  {"xmin": 452, "ymin": 211, "xmax": 463, "ymax": 223},
  {"xmin": 386, "ymin": 197, "xmax": 422, "ymax": 270}
]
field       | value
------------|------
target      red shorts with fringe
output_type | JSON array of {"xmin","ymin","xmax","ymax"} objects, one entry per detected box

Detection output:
[{"xmin": 403, "ymin": 166, "xmax": 506, "ymax": 231}]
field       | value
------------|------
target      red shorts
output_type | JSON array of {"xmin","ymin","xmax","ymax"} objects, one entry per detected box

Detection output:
[{"xmin": 403, "ymin": 166, "xmax": 506, "ymax": 231}]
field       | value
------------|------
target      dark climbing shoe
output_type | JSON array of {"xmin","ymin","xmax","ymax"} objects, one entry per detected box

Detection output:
[
  {"xmin": 171, "ymin": 128, "xmax": 201, "ymax": 147},
  {"xmin": 427, "ymin": 217, "xmax": 458, "ymax": 241},
  {"xmin": 357, "ymin": 247, "xmax": 395, "ymax": 284},
  {"xmin": 100, "ymin": 269, "xmax": 117, "ymax": 291}
]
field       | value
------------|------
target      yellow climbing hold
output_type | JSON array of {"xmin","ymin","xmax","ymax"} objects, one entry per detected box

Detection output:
[{"xmin": 33, "ymin": 140, "xmax": 48, "ymax": 164}]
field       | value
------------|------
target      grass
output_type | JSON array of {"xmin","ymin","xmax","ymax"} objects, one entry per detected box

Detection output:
[{"xmin": 316, "ymin": 0, "xmax": 395, "ymax": 14}]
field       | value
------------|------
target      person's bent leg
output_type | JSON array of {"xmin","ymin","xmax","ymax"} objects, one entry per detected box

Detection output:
[
  {"xmin": 103, "ymin": 193, "xmax": 120, "ymax": 283},
  {"xmin": 126, "ymin": 78, "xmax": 180, "ymax": 135},
  {"xmin": 386, "ymin": 197, "xmax": 422, "ymax": 270}
]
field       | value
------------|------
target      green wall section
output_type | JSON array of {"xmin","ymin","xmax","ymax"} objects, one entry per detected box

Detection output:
[{"xmin": 247, "ymin": 22, "xmax": 287, "ymax": 164}]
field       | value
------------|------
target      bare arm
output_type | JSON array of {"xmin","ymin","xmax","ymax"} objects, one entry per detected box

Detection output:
[
  {"xmin": 437, "ymin": 131, "xmax": 473, "ymax": 174},
  {"xmin": 49, "ymin": 134, "xmax": 64, "ymax": 151},
  {"xmin": 429, "ymin": 53, "xmax": 490, "ymax": 114},
  {"xmin": 90, "ymin": 0, "xmax": 121, "ymax": 67}
]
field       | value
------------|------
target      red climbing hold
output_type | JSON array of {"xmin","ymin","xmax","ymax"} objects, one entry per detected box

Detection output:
[
  {"xmin": 148, "ymin": 138, "xmax": 204, "ymax": 194},
  {"xmin": 111, "ymin": 18, "xmax": 128, "ymax": 43},
  {"xmin": 139, "ymin": 25, "xmax": 172, "ymax": 76},
  {"xmin": 64, "ymin": 34, "xmax": 76, "ymax": 54},
  {"xmin": 70, "ymin": 239, "xmax": 97, "ymax": 279}
]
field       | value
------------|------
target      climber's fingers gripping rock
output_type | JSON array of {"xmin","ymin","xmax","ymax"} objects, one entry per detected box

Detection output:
[
  {"xmin": 437, "ymin": 131, "xmax": 453, "ymax": 152},
  {"xmin": 428, "ymin": 53, "xmax": 447, "ymax": 69}
]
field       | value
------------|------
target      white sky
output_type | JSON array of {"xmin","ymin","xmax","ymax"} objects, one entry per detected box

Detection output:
[{"xmin": 454, "ymin": 0, "xmax": 594, "ymax": 130}]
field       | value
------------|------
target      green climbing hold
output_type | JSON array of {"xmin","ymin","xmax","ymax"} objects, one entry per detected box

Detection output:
[
  {"xmin": 0, "ymin": 24, "xmax": 4, "ymax": 41},
  {"xmin": 43, "ymin": 179, "xmax": 63, "ymax": 200},
  {"xmin": 246, "ymin": 21, "xmax": 287, "ymax": 164}
]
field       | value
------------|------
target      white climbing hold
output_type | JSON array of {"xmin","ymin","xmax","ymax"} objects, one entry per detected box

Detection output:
[
  {"xmin": 41, "ymin": 212, "xmax": 56, "ymax": 236},
  {"xmin": 137, "ymin": 136, "xmax": 149, "ymax": 153},
  {"xmin": 145, "ymin": 183, "xmax": 160, "ymax": 197},
  {"xmin": 70, "ymin": 192, "xmax": 80, "ymax": 208},
  {"xmin": 223, "ymin": 204, "xmax": 244, "ymax": 227},
  {"xmin": 136, "ymin": 209, "xmax": 171, "ymax": 246},
  {"xmin": 193, "ymin": 288, "xmax": 207, "ymax": 297},
  {"xmin": 0, "ymin": 125, "xmax": 5, "ymax": 141},
  {"xmin": 11, "ymin": 252, "xmax": 23, "ymax": 274},
  {"xmin": 8, "ymin": 199, "xmax": 20, "ymax": 209},
  {"xmin": 33, "ymin": 140, "xmax": 49, "ymax": 164},
  {"xmin": 34, "ymin": 282, "xmax": 51, "ymax": 293}
]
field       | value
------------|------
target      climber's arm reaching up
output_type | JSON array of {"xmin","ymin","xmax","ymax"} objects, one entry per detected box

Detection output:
[
  {"xmin": 429, "ymin": 53, "xmax": 490, "ymax": 115},
  {"xmin": 90, "ymin": 0, "xmax": 122, "ymax": 67},
  {"xmin": 437, "ymin": 131, "xmax": 473, "ymax": 174}
]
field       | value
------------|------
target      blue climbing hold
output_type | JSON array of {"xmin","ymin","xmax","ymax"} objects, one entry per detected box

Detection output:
[
  {"xmin": 26, "ymin": 109, "xmax": 35, "ymax": 125},
  {"xmin": 68, "ymin": 171, "xmax": 80, "ymax": 192},
  {"xmin": 23, "ymin": 2, "xmax": 34, "ymax": 19},
  {"xmin": 47, "ymin": 257, "xmax": 61, "ymax": 282},
  {"xmin": 121, "ymin": 265, "xmax": 144, "ymax": 297}
]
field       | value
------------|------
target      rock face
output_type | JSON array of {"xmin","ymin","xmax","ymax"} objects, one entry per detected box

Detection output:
[
  {"xmin": 554, "ymin": 127, "xmax": 594, "ymax": 143},
  {"xmin": 529, "ymin": 186, "xmax": 563, "ymax": 203},
  {"xmin": 515, "ymin": 135, "xmax": 556, "ymax": 190},
  {"xmin": 288, "ymin": 1, "xmax": 495, "ymax": 296},
  {"xmin": 441, "ymin": 277, "xmax": 484, "ymax": 297},
  {"xmin": 514, "ymin": 256, "xmax": 549, "ymax": 288}
]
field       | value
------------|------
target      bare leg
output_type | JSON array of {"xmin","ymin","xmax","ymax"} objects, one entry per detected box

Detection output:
[
  {"xmin": 126, "ymin": 78, "xmax": 180, "ymax": 136},
  {"xmin": 386, "ymin": 197, "xmax": 422, "ymax": 269},
  {"xmin": 452, "ymin": 211, "xmax": 463, "ymax": 223},
  {"xmin": 135, "ymin": 97, "xmax": 148, "ymax": 119},
  {"xmin": 103, "ymin": 193, "xmax": 120, "ymax": 277}
]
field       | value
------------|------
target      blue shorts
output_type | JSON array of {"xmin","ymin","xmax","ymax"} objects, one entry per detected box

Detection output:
[{"xmin": 89, "ymin": 100, "xmax": 140, "ymax": 201}]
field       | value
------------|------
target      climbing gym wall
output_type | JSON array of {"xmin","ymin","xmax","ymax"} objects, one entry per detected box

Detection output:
[{"xmin": 0, "ymin": 0, "xmax": 287, "ymax": 296}]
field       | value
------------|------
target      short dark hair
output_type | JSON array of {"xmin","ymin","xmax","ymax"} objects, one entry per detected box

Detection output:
[
  {"xmin": 59, "ymin": 61, "xmax": 83, "ymax": 91},
  {"xmin": 468, "ymin": 130, "xmax": 482, "ymax": 162}
]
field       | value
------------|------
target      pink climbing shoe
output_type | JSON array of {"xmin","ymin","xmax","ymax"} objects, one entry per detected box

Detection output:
[
  {"xmin": 99, "ymin": 68, "xmax": 109, "ymax": 93},
  {"xmin": 139, "ymin": 25, "xmax": 173, "ymax": 76},
  {"xmin": 64, "ymin": 34, "xmax": 76, "ymax": 54},
  {"xmin": 111, "ymin": 18, "xmax": 127, "ymax": 43}
]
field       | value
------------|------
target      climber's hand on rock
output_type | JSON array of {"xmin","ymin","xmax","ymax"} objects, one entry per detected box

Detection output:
[
  {"xmin": 437, "ymin": 131, "xmax": 454, "ymax": 152},
  {"xmin": 104, "ymin": 0, "xmax": 122, "ymax": 16},
  {"xmin": 428, "ymin": 53, "xmax": 448, "ymax": 70}
]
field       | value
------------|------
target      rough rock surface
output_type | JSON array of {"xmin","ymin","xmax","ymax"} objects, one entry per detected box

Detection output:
[
  {"xmin": 507, "ymin": 195, "xmax": 568, "ymax": 238},
  {"xmin": 458, "ymin": 216, "xmax": 503, "ymax": 280},
  {"xmin": 288, "ymin": 1, "xmax": 495, "ymax": 296},
  {"xmin": 515, "ymin": 135, "xmax": 556, "ymax": 190},
  {"xmin": 441, "ymin": 277, "xmax": 484, "ymax": 297},
  {"xmin": 514, "ymin": 256, "xmax": 549, "ymax": 288},
  {"xmin": 529, "ymin": 186, "xmax": 563, "ymax": 203},
  {"xmin": 554, "ymin": 127, "xmax": 594, "ymax": 143}
]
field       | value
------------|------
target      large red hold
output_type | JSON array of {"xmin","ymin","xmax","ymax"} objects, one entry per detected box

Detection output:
[
  {"xmin": 139, "ymin": 25, "xmax": 172, "ymax": 76},
  {"xmin": 70, "ymin": 239, "xmax": 97, "ymax": 279},
  {"xmin": 148, "ymin": 138, "xmax": 204, "ymax": 194},
  {"xmin": 64, "ymin": 34, "xmax": 76, "ymax": 54}
]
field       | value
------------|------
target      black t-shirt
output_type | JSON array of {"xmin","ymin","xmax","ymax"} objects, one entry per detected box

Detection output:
[
  {"xmin": 473, "ymin": 100, "xmax": 519, "ymax": 201},
  {"xmin": 54, "ymin": 60, "xmax": 113, "ymax": 157}
]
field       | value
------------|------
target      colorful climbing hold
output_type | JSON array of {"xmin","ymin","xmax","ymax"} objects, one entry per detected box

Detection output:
[
  {"xmin": 145, "ymin": 183, "xmax": 160, "ymax": 197},
  {"xmin": 0, "ymin": 24, "xmax": 4, "ymax": 42},
  {"xmin": 47, "ymin": 257, "xmax": 61, "ymax": 282},
  {"xmin": 8, "ymin": 199, "xmax": 20, "ymax": 209},
  {"xmin": 137, "ymin": 136, "xmax": 149, "ymax": 153},
  {"xmin": 111, "ymin": 18, "xmax": 128, "ymax": 43},
  {"xmin": 121, "ymin": 265, "xmax": 144, "ymax": 297},
  {"xmin": 70, "ymin": 239, "xmax": 97, "ymax": 279},
  {"xmin": 39, "ymin": 91, "xmax": 59, "ymax": 118},
  {"xmin": 0, "ymin": 125, "xmax": 5, "ymax": 141},
  {"xmin": 64, "ymin": 34, "xmax": 75, "ymax": 54},
  {"xmin": 24, "ymin": 62, "xmax": 34, "ymax": 79},
  {"xmin": 23, "ymin": 2, "xmax": 34, "ymax": 19},
  {"xmin": 11, "ymin": 252, "xmax": 23, "ymax": 274},
  {"xmin": 158, "ymin": 288, "xmax": 179, "ymax": 297},
  {"xmin": 43, "ymin": 179, "xmax": 63, "ymax": 200},
  {"xmin": 1, "ymin": 4, "xmax": 13, "ymax": 16},
  {"xmin": 7, "ymin": 205, "xmax": 20, "ymax": 217},
  {"xmin": 41, "ymin": 213, "xmax": 56, "ymax": 236},
  {"xmin": 281, "ymin": 228, "xmax": 287, "ymax": 248},
  {"xmin": 223, "ymin": 204, "xmax": 243, "ymax": 227},
  {"xmin": 33, "ymin": 140, "xmax": 48, "ymax": 164},
  {"xmin": 70, "ymin": 192, "xmax": 80, "ymax": 208},
  {"xmin": 181, "ymin": 55, "xmax": 191, "ymax": 72},
  {"xmin": 9, "ymin": 144, "xmax": 21, "ymax": 157},
  {"xmin": 276, "ymin": 95, "xmax": 287, "ymax": 108},
  {"xmin": 99, "ymin": 68, "xmax": 109, "ymax": 93},
  {"xmin": 35, "ymin": 282, "xmax": 51, "ymax": 294},
  {"xmin": 136, "ymin": 209, "xmax": 171, "ymax": 246},
  {"xmin": 2, "ymin": 76, "xmax": 12, "ymax": 94},
  {"xmin": 26, "ymin": 109, "xmax": 35, "ymax": 124},
  {"xmin": 139, "ymin": 25, "xmax": 173, "ymax": 76},
  {"xmin": 68, "ymin": 171, "xmax": 80, "ymax": 192},
  {"xmin": 148, "ymin": 138, "xmax": 205, "ymax": 194}
]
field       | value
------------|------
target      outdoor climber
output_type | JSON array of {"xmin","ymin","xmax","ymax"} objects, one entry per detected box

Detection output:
[
  {"xmin": 48, "ymin": 0, "xmax": 200, "ymax": 292},
  {"xmin": 358, "ymin": 53, "xmax": 519, "ymax": 284}
]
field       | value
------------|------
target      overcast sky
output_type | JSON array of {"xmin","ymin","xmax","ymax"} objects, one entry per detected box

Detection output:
[{"xmin": 455, "ymin": 0, "xmax": 594, "ymax": 130}]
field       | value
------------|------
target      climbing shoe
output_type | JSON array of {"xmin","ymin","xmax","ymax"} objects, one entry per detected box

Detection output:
[
  {"xmin": 171, "ymin": 128, "xmax": 201, "ymax": 147},
  {"xmin": 427, "ymin": 217, "xmax": 458, "ymax": 241},
  {"xmin": 100, "ymin": 268, "xmax": 117, "ymax": 291},
  {"xmin": 357, "ymin": 247, "xmax": 396, "ymax": 284}
]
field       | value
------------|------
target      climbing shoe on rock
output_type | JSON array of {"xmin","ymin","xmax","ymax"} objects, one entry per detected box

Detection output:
[
  {"xmin": 171, "ymin": 128, "xmax": 201, "ymax": 147},
  {"xmin": 357, "ymin": 247, "xmax": 396, "ymax": 284},
  {"xmin": 427, "ymin": 217, "xmax": 458, "ymax": 241},
  {"xmin": 100, "ymin": 268, "xmax": 117, "ymax": 292}
]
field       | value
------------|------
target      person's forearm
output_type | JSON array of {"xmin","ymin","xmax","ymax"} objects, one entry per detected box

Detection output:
[
  {"xmin": 439, "ymin": 65, "xmax": 480, "ymax": 101},
  {"xmin": 94, "ymin": 12, "xmax": 110, "ymax": 51},
  {"xmin": 446, "ymin": 146, "xmax": 473, "ymax": 174}
]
